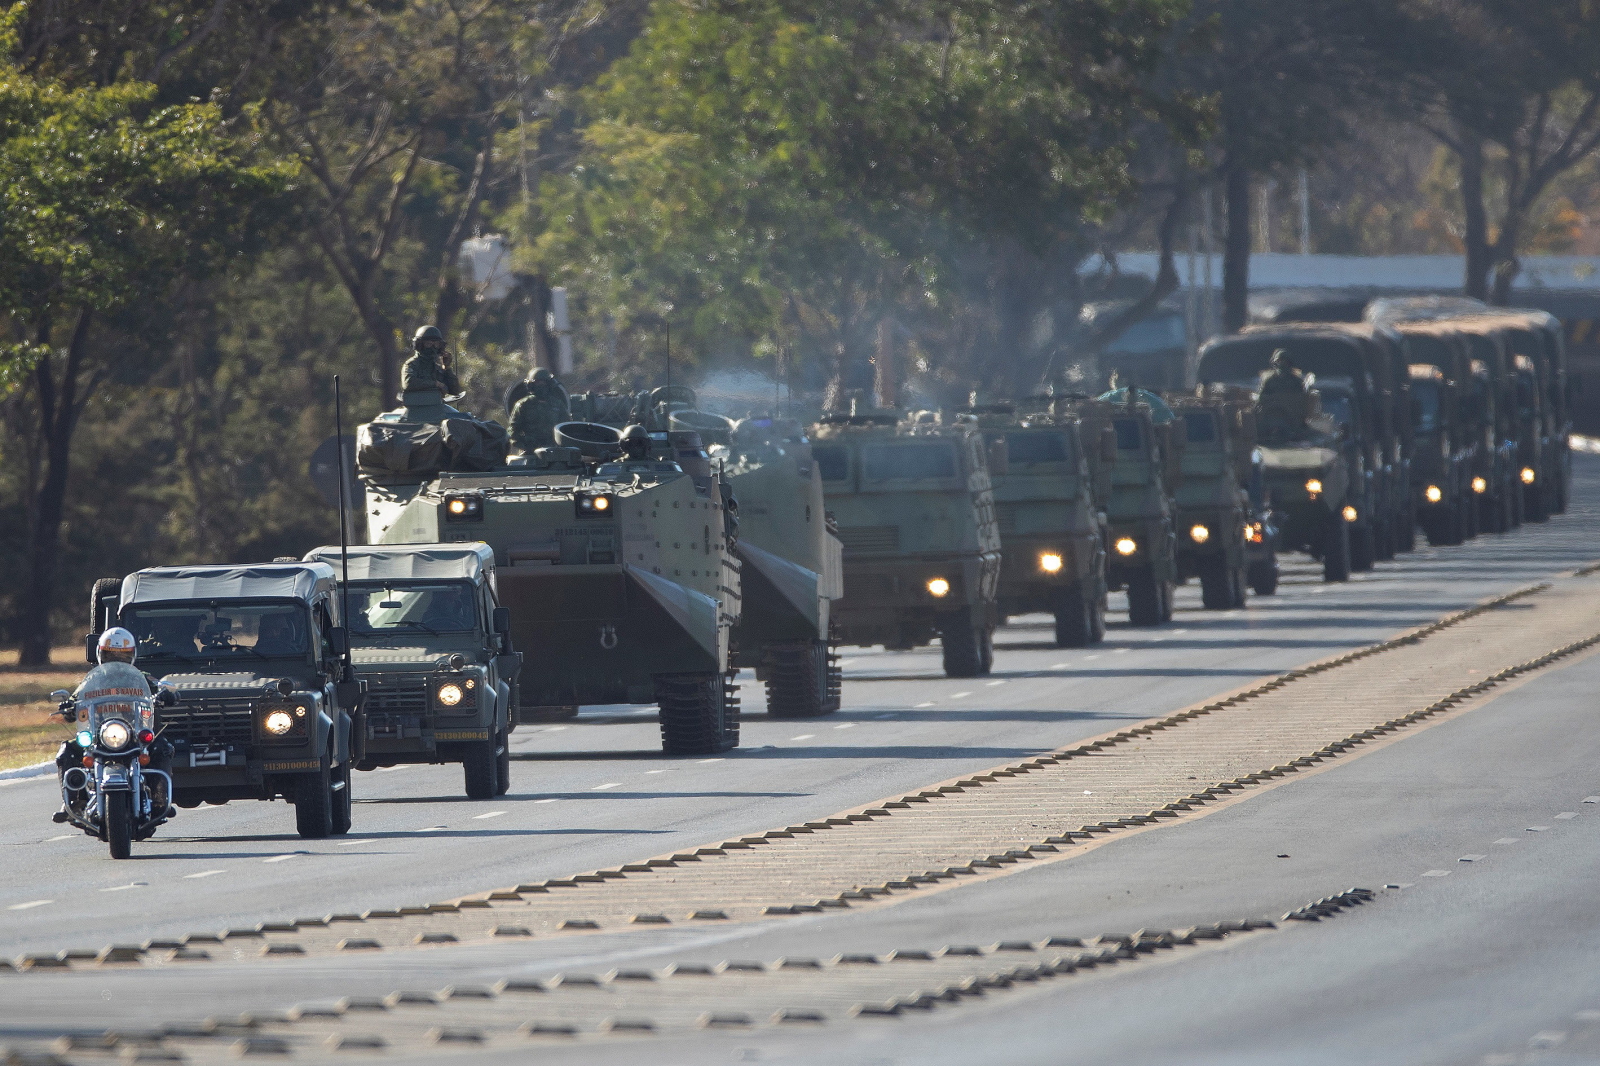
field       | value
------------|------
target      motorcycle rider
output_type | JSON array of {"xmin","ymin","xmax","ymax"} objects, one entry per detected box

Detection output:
[{"xmin": 53, "ymin": 628, "xmax": 175, "ymax": 823}]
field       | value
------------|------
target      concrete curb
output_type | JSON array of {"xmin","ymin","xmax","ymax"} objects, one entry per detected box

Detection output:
[{"xmin": 0, "ymin": 761, "xmax": 54, "ymax": 785}]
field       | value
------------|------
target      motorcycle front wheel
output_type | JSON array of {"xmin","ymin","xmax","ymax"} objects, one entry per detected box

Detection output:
[{"xmin": 105, "ymin": 791, "xmax": 133, "ymax": 859}]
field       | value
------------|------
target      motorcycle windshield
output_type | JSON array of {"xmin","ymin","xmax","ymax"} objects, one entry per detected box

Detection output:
[{"xmin": 76, "ymin": 662, "xmax": 154, "ymax": 733}]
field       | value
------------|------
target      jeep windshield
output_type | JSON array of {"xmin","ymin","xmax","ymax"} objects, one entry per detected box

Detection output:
[
  {"xmin": 124, "ymin": 602, "xmax": 312, "ymax": 662},
  {"xmin": 988, "ymin": 431, "xmax": 1077, "ymax": 467},
  {"xmin": 347, "ymin": 581, "xmax": 479, "ymax": 642}
]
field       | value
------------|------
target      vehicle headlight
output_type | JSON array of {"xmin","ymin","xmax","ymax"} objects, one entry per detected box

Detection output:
[
  {"xmin": 98, "ymin": 719, "xmax": 132, "ymax": 751},
  {"xmin": 1521, "ymin": 467, "xmax": 1536, "ymax": 484},
  {"xmin": 1471, "ymin": 476, "xmax": 1487, "ymax": 494},
  {"xmin": 1114, "ymin": 537, "xmax": 1138, "ymax": 556},
  {"xmin": 1342, "ymin": 505, "xmax": 1358, "ymax": 523},
  {"xmin": 1305, "ymin": 478, "xmax": 1323, "ymax": 495},
  {"xmin": 76, "ymin": 730, "xmax": 93, "ymax": 748},
  {"xmin": 926, "ymin": 578, "xmax": 950, "ymax": 598},
  {"xmin": 1038, "ymin": 553, "xmax": 1063, "ymax": 573},
  {"xmin": 444, "ymin": 494, "xmax": 483, "ymax": 522},
  {"xmin": 1189, "ymin": 524, "xmax": 1210, "ymax": 544},
  {"xmin": 1424, "ymin": 485, "xmax": 1443, "ymax": 503},
  {"xmin": 1245, "ymin": 523, "xmax": 1263, "ymax": 543},
  {"xmin": 263, "ymin": 709, "xmax": 295, "ymax": 736},
  {"xmin": 437, "ymin": 682, "xmax": 465, "ymax": 706}
]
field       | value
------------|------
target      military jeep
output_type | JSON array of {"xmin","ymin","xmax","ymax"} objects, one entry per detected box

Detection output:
[{"xmin": 305, "ymin": 543, "xmax": 521, "ymax": 800}]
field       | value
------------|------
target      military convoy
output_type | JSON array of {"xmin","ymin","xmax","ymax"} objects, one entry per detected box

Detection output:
[
  {"xmin": 812, "ymin": 404, "xmax": 1002, "ymax": 677},
  {"xmin": 1165, "ymin": 388, "xmax": 1266, "ymax": 607}
]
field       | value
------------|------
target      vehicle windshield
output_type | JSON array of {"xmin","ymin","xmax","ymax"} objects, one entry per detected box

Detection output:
[
  {"xmin": 1105, "ymin": 314, "xmax": 1186, "ymax": 355},
  {"xmin": 1319, "ymin": 392, "xmax": 1354, "ymax": 428},
  {"xmin": 1411, "ymin": 379, "xmax": 1440, "ymax": 433},
  {"xmin": 813, "ymin": 444, "xmax": 850, "ymax": 481},
  {"xmin": 1112, "ymin": 418, "xmax": 1144, "ymax": 451},
  {"xmin": 125, "ymin": 603, "xmax": 311, "ymax": 661},
  {"xmin": 1183, "ymin": 411, "xmax": 1218, "ymax": 444},
  {"xmin": 863, "ymin": 442, "xmax": 957, "ymax": 480},
  {"xmin": 991, "ymin": 431, "xmax": 1076, "ymax": 466},
  {"xmin": 347, "ymin": 582, "xmax": 478, "ymax": 640}
]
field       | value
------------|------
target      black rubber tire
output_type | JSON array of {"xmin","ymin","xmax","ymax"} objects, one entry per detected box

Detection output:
[
  {"xmin": 1248, "ymin": 559, "xmax": 1279, "ymax": 596},
  {"xmin": 1088, "ymin": 594, "xmax": 1107, "ymax": 643},
  {"xmin": 463, "ymin": 738, "xmax": 498, "ymax": 800},
  {"xmin": 105, "ymin": 790, "xmax": 133, "ymax": 860},
  {"xmin": 1509, "ymin": 481, "xmax": 1525, "ymax": 527},
  {"xmin": 1374, "ymin": 516, "xmax": 1396, "ymax": 562},
  {"xmin": 765, "ymin": 641, "xmax": 838, "ymax": 718},
  {"xmin": 1396, "ymin": 509, "xmax": 1417, "ymax": 552},
  {"xmin": 1323, "ymin": 517, "xmax": 1351, "ymax": 582},
  {"xmin": 939, "ymin": 607, "xmax": 985, "ymax": 677},
  {"xmin": 1229, "ymin": 565, "xmax": 1249, "ymax": 608},
  {"xmin": 90, "ymin": 578, "xmax": 121, "ymax": 634},
  {"xmin": 1525, "ymin": 484, "xmax": 1549, "ymax": 523},
  {"xmin": 977, "ymin": 623, "xmax": 994, "ymax": 675},
  {"xmin": 494, "ymin": 728, "xmax": 511, "ymax": 796},
  {"xmin": 657, "ymin": 673, "xmax": 740, "ymax": 754},
  {"xmin": 1198, "ymin": 559, "xmax": 1232, "ymax": 610},
  {"xmin": 1052, "ymin": 585, "xmax": 1095, "ymax": 647},
  {"xmin": 1159, "ymin": 577, "xmax": 1175, "ymax": 623},
  {"xmin": 1350, "ymin": 522, "xmax": 1376, "ymax": 572},
  {"xmin": 294, "ymin": 764, "xmax": 333, "ymax": 839},
  {"xmin": 330, "ymin": 763, "xmax": 352, "ymax": 836},
  {"xmin": 1126, "ymin": 568, "xmax": 1165, "ymax": 626}
]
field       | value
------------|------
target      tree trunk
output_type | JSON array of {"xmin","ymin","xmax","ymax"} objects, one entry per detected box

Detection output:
[
  {"xmin": 1222, "ymin": 166, "xmax": 1251, "ymax": 333},
  {"xmin": 873, "ymin": 316, "xmax": 897, "ymax": 408},
  {"xmin": 20, "ymin": 310, "xmax": 92, "ymax": 667},
  {"xmin": 1459, "ymin": 135, "xmax": 1490, "ymax": 301}
]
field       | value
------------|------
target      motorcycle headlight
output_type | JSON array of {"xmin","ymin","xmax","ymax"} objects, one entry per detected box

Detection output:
[
  {"xmin": 98, "ymin": 719, "xmax": 132, "ymax": 751},
  {"xmin": 436, "ymin": 682, "xmax": 465, "ymax": 707}
]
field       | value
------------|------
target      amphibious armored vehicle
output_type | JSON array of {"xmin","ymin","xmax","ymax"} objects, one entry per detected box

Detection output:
[
  {"xmin": 812, "ymin": 406, "xmax": 1001, "ymax": 677},
  {"xmin": 356, "ymin": 388, "xmax": 742, "ymax": 755},
  {"xmin": 1164, "ymin": 387, "xmax": 1269, "ymax": 607},
  {"xmin": 304, "ymin": 543, "xmax": 521, "ymax": 798}
]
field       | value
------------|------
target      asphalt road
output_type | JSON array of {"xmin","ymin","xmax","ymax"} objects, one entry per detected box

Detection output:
[{"xmin": 4, "ymin": 459, "xmax": 1600, "ymax": 1065}]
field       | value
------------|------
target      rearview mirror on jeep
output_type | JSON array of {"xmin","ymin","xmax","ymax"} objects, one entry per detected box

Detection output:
[
  {"xmin": 493, "ymin": 607, "xmax": 510, "ymax": 635},
  {"xmin": 327, "ymin": 626, "xmax": 348, "ymax": 656},
  {"xmin": 85, "ymin": 633, "xmax": 98, "ymax": 664}
]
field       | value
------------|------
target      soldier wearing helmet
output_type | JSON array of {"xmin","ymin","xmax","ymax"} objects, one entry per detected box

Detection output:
[
  {"xmin": 509, "ymin": 366, "xmax": 573, "ymax": 454},
  {"xmin": 618, "ymin": 423, "xmax": 651, "ymax": 462},
  {"xmin": 401, "ymin": 325, "xmax": 461, "ymax": 396}
]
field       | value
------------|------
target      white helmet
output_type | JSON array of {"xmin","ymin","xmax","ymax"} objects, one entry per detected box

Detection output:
[{"xmin": 97, "ymin": 627, "xmax": 137, "ymax": 665}]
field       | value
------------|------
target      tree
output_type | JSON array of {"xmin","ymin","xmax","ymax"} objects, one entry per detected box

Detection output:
[{"xmin": 0, "ymin": 67, "xmax": 291, "ymax": 664}]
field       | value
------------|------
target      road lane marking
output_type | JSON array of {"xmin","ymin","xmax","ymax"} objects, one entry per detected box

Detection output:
[
  {"xmin": 183, "ymin": 870, "xmax": 228, "ymax": 878},
  {"xmin": 336, "ymin": 839, "xmax": 376, "ymax": 847},
  {"xmin": 1458, "ymin": 855, "xmax": 1486, "ymax": 862},
  {"xmin": 546, "ymin": 726, "xmax": 568, "ymax": 732},
  {"xmin": 1083, "ymin": 654, "xmax": 1101, "ymax": 661},
  {"xmin": 414, "ymin": 825, "xmax": 448, "ymax": 832},
  {"xmin": 789, "ymin": 735, "xmax": 815, "ymax": 741},
  {"xmin": 949, "ymin": 692, "xmax": 972, "ymax": 700},
  {"xmin": 834, "ymin": 723, "xmax": 855, "ymax": 729},
  {"xmin": 591, "ymin": 783, "xmax": 621, "ymax": 791},
  {"xmin": 985, "ymin": 680, "xmax": 1007, "ymax": 686},
  {"xmin": 1113, "ymin": 648, "xmax": 1129, "ymax": 654},
  {"xmin": 1421, "ymin": 870, "xmax": 1450, "ymax": 877},
  {"xmin": 1493, "ymin": 838, "xmax": 1520, "ymax": 844},
  {"xmin": 8, "ymin": 900, "xmax": 53, "ymax": 910},
  {"xmin": 472, "ymin": 811, "xmax": 507, "ymax": 820},
  {"xmin": 1556, "ymin": 812, "xmax": 1578, "ymax": 819},
  {"xmin": 644, "ymin": 769, "xmax": 674, "ymax": 774},
  {"xmin": 46, "ymin": 834, "xmax": 74, "ymax": 842},
  {"xmin": 1528, "ymin": 826, "xmax": 1550, "ymax": 832},
  {"xmin": 534, "ymin": 798, "xmax": 558, "ymax": 804},
  {"xmin": 1049, "ymin": 664, "xmax": 1069, "ymax": 670},
  {"xmin": 915, "ymin": 701, "xmax": 935, "ymax": 708},
  {"xmin": 1585, "ymin": 797, "xmax": 1600, "ymax": 803},
  {"xmin": 697, "ymin": 758, "xmax": 724, "ymax": 764},
  {"xmin": 263, "ymin": 853, "xmax": 304, "ymax": 862},
  {"xmin": 99, "ymin": 882, "xmax": 148, "ymax": 893}
]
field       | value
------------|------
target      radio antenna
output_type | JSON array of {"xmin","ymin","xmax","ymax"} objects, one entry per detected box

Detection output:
[{"xmin": 334, "ymin": 374, "xmax": 352, "ymax": 632}]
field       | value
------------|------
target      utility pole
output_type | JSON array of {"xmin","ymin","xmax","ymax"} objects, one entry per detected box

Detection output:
[{"xmin": 1298, "ymin": 169, "xmax": 1311, "ymax": 255}]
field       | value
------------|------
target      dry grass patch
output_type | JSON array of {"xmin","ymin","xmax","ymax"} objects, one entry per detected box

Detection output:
[{"xmin": 0, "ymin": 648, "xmax": 81, "ymax": 771}]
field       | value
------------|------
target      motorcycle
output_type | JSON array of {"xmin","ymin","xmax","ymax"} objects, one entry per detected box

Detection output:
[{"xmin": 52, "ymin": 661, "xmax": 174, "ymax": 859}]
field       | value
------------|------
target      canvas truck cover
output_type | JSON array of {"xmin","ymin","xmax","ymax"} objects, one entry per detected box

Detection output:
[
  {"xmin": 120, "ymin": 563, "xmax": 338, "ymax": 607},
  {"xmin": 303, "ymin": 543, "xmax": 493, "ymax": 584}
]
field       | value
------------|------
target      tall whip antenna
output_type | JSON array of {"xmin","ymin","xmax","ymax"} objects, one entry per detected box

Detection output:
[{"xmin": 334, "ymin": 375, "xmax": 352, "ymax": 631}]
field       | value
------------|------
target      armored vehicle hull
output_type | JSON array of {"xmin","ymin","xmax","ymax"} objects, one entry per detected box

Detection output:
[
  {"xmin": 1166, "ymin": 392, "xmax": 1265, "ymax": 609},
  {"xmin": 360, "ymin": 400, "xmax": 741, "ymax": 755},
  {"xmin": 813, "ymin": 412, "xmax": 1001, "ymax": 677}
]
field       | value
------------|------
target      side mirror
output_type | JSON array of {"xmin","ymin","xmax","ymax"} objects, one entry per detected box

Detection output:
[
  {"xmin": 50, "ymin": 689, "xmax": 71, "ymax": 703},
  {"xmin": 327, "ymin": 626, "xmax": 348, "ymax": 657},
  {"xmin": 85, "ymin": 633, "xmax": 98, "ymax": 664},
  {"xmin": 493, "ymin": 607, "xmax": 510, "ymax": 635},
  {"xmin": 986, "ymin": 439, "xmax": 1009, "ymax": 476}
]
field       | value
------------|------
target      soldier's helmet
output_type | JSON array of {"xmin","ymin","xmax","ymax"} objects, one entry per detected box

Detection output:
[
  {"xmin": 619, "ymin": 424, "xmax": 650, "ymax": 460},
  {"xmin": 530, "ymin": 367, "xmax": 556, "ymax": 385},
  {"xmin": 97, "ymin": 627, "xmax": 137, "ymax": 666},
  {"xmin": 1269, "ymin": 349, "xmax": 1293, "ymax": 372},
  {"xmin": 413, "ymin": 325, "xmax": 445, "ymax": 353}
]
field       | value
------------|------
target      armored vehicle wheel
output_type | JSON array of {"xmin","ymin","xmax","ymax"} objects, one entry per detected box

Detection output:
[
  {"xmin": 766, "ymin": 641, "xmax": 839, "ymax": 718},
  {"xmin": 1248, "ymin": 559, "xmax": 1279, "ymax": 596},
  {"xmin": 1510, "ymin": 482, "xmax": 1525, "ymax": 527},
  {"xmin": 1374, "ymin": 517, "xmax": 1396, "ymax": 562},
  {"xmin": 1088, "ymin": 595, "xmax": 1107, "ymax": 643},
  {"xmin": 1396, "ymin": 509, "xmax": 1417, "ymax": 552},
  {"xmin": 1526, "ymin": 485, "xmax": 1549, "ymax": 523},
  {"xmin": 1350, "ymin": 523, "xmax": 1376, "ymax": 572},
  {"xmin": 330, "ymin": 764, "xmax": 352, "ymax": 836},
  {"xmin": 1052, "ymin": 585, "xmax": 1098, "ymax": 647},
  {"xmin": 657, "ymin": 673, "xmax": 740, "ymax": 754},
  {"xmin": 494, "ymin": 728, "xmax": 511, "ymax": 796},
  {"xmin": 105, "ymin": 791, "xmax": 133, "ymax": 860},
  {"xmin": 939, "ymin": 608, "xmax": 987, "ymax": 678},
  {"xmin": 1228, "ymin": 565, "xmax": 1249, "ymax": 608},
  {"xmin": 1323, "ymin": 517, "xmax": 1351, "ymax": 582},
  {"xmin": 978, "ymin": 623, "xmax": 994, "ymax": 675},
  {"xmin": 1198, "ymin": 559, "xmax": 1233, "ymax": 610},
  {"xmin": 294, "ymin": 764, "xmax": 334, "ymax": 839},
  {"xmin": 1126, "ymin": 568, "xmax": 1167, "ymax": 627},
  {"xmin": 463, "ymin": 737, "xmax": 498, "ymax": 800}
]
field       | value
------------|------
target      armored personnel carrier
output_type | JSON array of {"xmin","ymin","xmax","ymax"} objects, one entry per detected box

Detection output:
[
  {"xmin": 304, "ymin": 543, "xmax": 521, "ymax": 798},
  {"xmin": 812, "ymin": 405, "xmax": 1001, "ymax": 677},
  {"xmin": 356, "ymin": 388, "xmax": 742, "ymax": 755},
  {"xmin": 99, "ymin": 563, "xmax": 360, "ymax": 838},
  {"xmin": 569, "ymin": 387, "xmax": 844, "ymax": 719},
  {"xmin": 1164, "ymin": 387, "xmax": 1267, "ymax": 608},
  {"xmin": 1057, "ymin": 393, "xmax": 1179, "ymax": 625},
  {"xmin": 962, "ymin": 401, "xmax": 1107, "ymax": 647}
]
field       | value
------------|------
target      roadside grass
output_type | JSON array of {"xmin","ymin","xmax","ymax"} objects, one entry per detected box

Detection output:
[{"xmin": 0, "ymin": 648, "xmax": 79, "ymax": 772}]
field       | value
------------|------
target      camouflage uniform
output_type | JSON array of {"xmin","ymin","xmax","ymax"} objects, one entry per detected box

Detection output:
[
  {"xmin": 509, "ymin": 379, "xmax": 572, "ymax": 453},
  {"xmin": 401, "ymin": 352, "xmax": 461, "ymax": 395}
]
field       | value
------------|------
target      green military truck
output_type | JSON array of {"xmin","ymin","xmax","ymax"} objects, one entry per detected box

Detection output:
[
  {"xmin": 304, "ymin": 544, "xmax": 521, "ymax": 799},
  {"xmin": 102, "ymin": 563, "xmax": 361, "ymax": 838},
  {"xmin": 711, "ymin": 416, "xmax": 845, "ymax": 718},
  {"xmin": 1060, "ymin": 394, "xmax": 1180, "ymax": 625},
  {"xmin": 357, "ymin": 386, "xmax": 743, "ymax": 755},
  {"xmin": 1394, "ymin": 323, "xmax": 1479, "ymax": 545},
  {"xmin": 812, "ymin": 406, "xmax": 1001, "ymax": 677},
  {"xmin": 1164, "ymin": 388, "xmax": 1261, "ymax": 608},
  {"xmin": 964, "ymin": 402, "xmax": 1107, "ymax": 647}
]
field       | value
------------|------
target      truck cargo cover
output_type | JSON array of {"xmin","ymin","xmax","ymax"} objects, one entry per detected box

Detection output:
[
  {"xmin": 121, "ymin": 564, "xmax": 337, "ymax": 606},
  {"xmin": 304, "ymin": 543, "xmax": 492, "ymax": 583}
]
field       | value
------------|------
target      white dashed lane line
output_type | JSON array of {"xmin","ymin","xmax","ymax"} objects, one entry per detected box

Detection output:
[
  {"xmin": 591, "ymin": 783, "xmax": 621, "ymax": 791},
  {"xmin": 834, "ymin": 723, "xmax": 855, "ymax": 729},
  {"xmin": 182, "ymin": 869, "xmax": 228, "ymax": 878},
  {"xmin": 7, "ymin": 900, "xmax": 53, "ymax": 911},
  {"xmin": 472, "ymin": 811, "xmax": 507, "ymax": 820}
]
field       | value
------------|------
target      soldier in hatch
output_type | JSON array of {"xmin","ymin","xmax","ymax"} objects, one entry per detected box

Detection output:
[
  {"xmin": 1256, "ymin": 350, "xmax": 1314, "ymax": 441},
  {"xmin": 508, "ymin": 367, "xmax": 572, "ymax": 453},
  {"xmin": 402, "ymin": 325, "xmax": 461, "ymax": 396}
]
